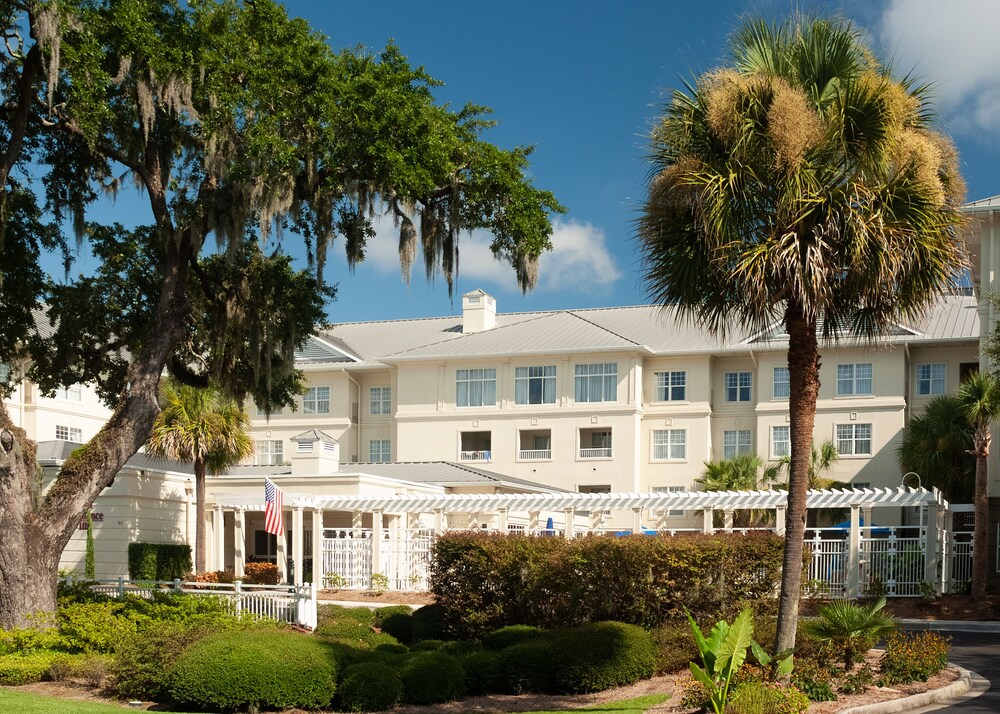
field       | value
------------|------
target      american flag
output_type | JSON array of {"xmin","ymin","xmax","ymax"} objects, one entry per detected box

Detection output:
[{"xmin": 264, "ymin": 478, "xmax": 284, "ymax": 536}]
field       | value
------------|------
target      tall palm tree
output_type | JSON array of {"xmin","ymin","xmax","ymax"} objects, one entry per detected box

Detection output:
[
  {"xmin": 638, "ymin": 15, "xmax": 966, "ymax": 652},
  {"xmin": 955, "ymin": 372, "xmax": 1000, "ymax": 598},
  {"xmin": 898, "ymin": 396, "xmax": 975, "ymax": 503},
  {"xmin": 698, "ymin": 453, "xmax": 782, "ymax": 527},
  {"xmin": 147, "ymin": 380, "xmax": 255, "ymax": 574}
]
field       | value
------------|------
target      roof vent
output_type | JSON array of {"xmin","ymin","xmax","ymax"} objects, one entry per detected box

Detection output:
[{"xmin": 462, "ymin": 289, "xmax": 496, "ymax": 333}]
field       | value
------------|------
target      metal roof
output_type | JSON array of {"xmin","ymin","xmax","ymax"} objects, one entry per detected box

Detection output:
[
  {"xmin": 337, "ymin": 461, "xmax": 567, "ymax": 492},
  {"xmin": 36, "ymin": 440, "xmax": 194, "ymax": 475},
  {"xmin": 315, "ymin": 295, "xmax": 977, "ymax": 365},
  {"xmin": 962, "ymin": 195, "xmax": 1000, "ymax": 210},
  {"xmin": 215, "ymin": 486, "xmax": 947, "ymax": 512}
]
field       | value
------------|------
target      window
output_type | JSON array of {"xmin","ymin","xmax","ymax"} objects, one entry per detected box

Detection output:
[
  {"xmin": 368, "ymin": 439, "xmax": 391, "ymax": 463},
  {"xmin": 456, "ymin": 369, "xmax": 497, "ymax": 407},
  {"xmin": 836, "ymin": 363, "xmax": 872, "ymax": 396},
  {"xmin": 960, "ymin": 362, "xmax": 979, "ymax": 383},
  {"xmin": 579, "ymin": 428, "xmax": 612, "ymax": 458},
  {"xmin": 654, "ymin": 371, "xmax": 686, "ymax": 401},
  {"xmin": 772, "ymin": 367, "xmax": 790, "ymax": 399},
  {"xmin": 722, "ymin": 430, "xmax": 752, "ymax": 459},
  {"xmin": 772, "ymin": 426, "xmax": 790, "ymax": 458},
  {"xmin": 836, "ymin": 423, "xmax": 872, "ymax": 456},
  {"xmin": 55, "ymin": 425, "xmax": 82, "ymax": 442},
  {"xmin": 574, "ymin": 363, "xmax": 617, "ymax": 403},
  {"xmin": 0, "ymin": 363, "xmax": 9, "ymax": 382},
  {"xmin": 915, "ymin": 363, "xmax": 946, "ymax": 396},
  {"xmin": 515, "ymin": 366, "xmax": 556, "ymax": 404},
  {"xmin": 255, "ymin": 440, "xmax": 284, "ymax": 466},
  {"xmin": 518, "ymin": 430, "xmax": 552, "ymax": 459},
  {"xmin": 724, "ymin": 371, "xmax": 753, "ymax": 402},
  {"xmin": 254, "ymin": 530, "xmax": 278, "ymax": 562},
  {"xmin": 654, "ymin": 485, "xmax": 686, "ymax": 517},
  {"xmin": 303, "ymin": 386, "xmax": 330, "ymax": 414},
  {"xmin": 459, "ymin": 431, "xmax": 492, "ymax": 461},
  {"xmin": 578, "ymin": 484, "xmax": 610, "ymax": 493},
  {"xmin": 57, "ymin": 385, "xmax": 82, "ymax": 402},
  {"xmin": 652, "ymin": 429, "xmax": 686, "ymax": 460},
  {"xmin": 370, "ymin": 387, "xmax": 392, "ymax": 415}
]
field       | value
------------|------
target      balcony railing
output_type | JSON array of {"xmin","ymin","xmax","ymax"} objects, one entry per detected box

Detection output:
[
  {"xmin": 459, "ymin": 450, "xmax": 492, "ymax": 462},
  {"xmin": 579, "ymin": 447, "xmax": 612, "ymax": 458},
  {"xmin": 518, "ymin": 449, "xmax": 552, "ymax": 460}
]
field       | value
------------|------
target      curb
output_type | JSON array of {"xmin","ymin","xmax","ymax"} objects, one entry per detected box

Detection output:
[
  {"xmin": 899, "ymin": 619, "xmax": 1000, "ymax": 633},
  {"xmin": 837, "ymin": 665, "xmax": 986, "ymax": 714},
  {"xmin": 316, "ymin": 598, "xmax": 422, "ymax": 610}
]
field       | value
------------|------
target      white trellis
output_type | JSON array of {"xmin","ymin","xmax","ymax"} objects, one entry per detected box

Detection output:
[{"xmin": 216, "ymin": 486, "xmax": 967, "ymax": 597}]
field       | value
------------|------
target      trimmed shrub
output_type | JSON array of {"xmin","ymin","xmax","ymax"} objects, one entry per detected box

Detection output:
[
  {"xmin": 552, "ymin": 622, "xmax": 656, "ymax": 694},
  {"xmin": 729, "ymin": 681, "xmax": 810, "ymax": 714},
  {"xmin": 411, "ymin": 603, "xmax": 444, "ymax": 642},
  {"xmin": 790, "ymin": 657, "xmax": 836, "ymax": 702},
  {"xmin": 127, "ymin": 542, "xmax": 192, "ymax": 581},
  {"xmin": 338, "ymin": 662, "xmax": 404, "ymax": 712},
  {"xmin": 111, "ymin": 619, "xmax": 228, "ymax": 700},
  {"xmin": 242, "ymin": 561, "xmax": 280, "ymax": 584},
  {"xmin": 0, "ymin": 651, "xmax": 63, "ymax": 685},
  {"xmin": 58, "ymin": 601, "xmax": 137, "ymax": 653},
  {"xmin": 482, "ymin": 624, "xmax": 545, "ymax": 651},
  {"xmin": 651, "ymin": 621, "xmax": 699, "ymax": 674},
  {"xmin": 399, "ymin": 651, "xmax": 465, "ymax": 704},
  {"xmin": 879, "ymin": 630, "xmax": 950, "ymax": 685},
  {"xmin": 374, "ymin": 605, "xmax": 414, "ymax": 644},
  {"xmin": 430, "ymin": 531, "xmax": 785, "ymax": 637},
  {"xmin": 411, "ymin": 639, "xmax": 445, "ymax": 651},
  {"xmin": 319, "ymin": 604, "xmax": 376, "ymax": 627},
  {"xmin": 316, "ymin": 618, "xmax": 399, "ymax": 649},
  {"xmin": 167, "ymin": 629, "xmax": 337, "ymax": 711},
  {"xmin": 459, "ymin": 650, "xmax": 503, "ymax": 695},
  {"xmin": 498, "ymin": 639, "xmax": 557, "ymax": 694},
  {"xmin": 440, "ymin": 639, "xmax": 482, "ymax": 656}
]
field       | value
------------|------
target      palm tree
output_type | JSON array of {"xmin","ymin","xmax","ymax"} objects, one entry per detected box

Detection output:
[
  {"xmin": 147, "ymin": 380, "xmax": 255, "ymax": 574},
  {"xmin": 898, "ymin": 396, "xmax": 975, "ymax": 503},
  {"xmin": 776, "ymin": 440, "xmax": 844, "ymax": 525},
  {"xmin": 955, "ymin": 372, "xmax": 1000, "ymax": 599},
  {"xmin": 697, "ymin": 453, "xmax": 782, "ymax": 527},
  {"xmin": 638, "ymin": 15, "xmax": 966, "ymax": 652},
  {"xmin": 803, "ymin": 597, "xmax": 898, "ymax": 670}
]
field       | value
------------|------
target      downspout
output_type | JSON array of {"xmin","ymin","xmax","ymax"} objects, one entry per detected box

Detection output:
[{"xmin": 903, "ymin": 343, "xmax": 911, "ymax": 426}]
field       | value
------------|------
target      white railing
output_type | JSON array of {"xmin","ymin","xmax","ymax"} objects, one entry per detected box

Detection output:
[
  {"xmin": 459, "ymin": 450, "xmax": 492, "ymax": 462},
  {"xmin": 322, "ymin": 529, "xmax": 373, "ymax": 589},
  {"xmin": 948, "ymin": 530, "xmax": 973, "ymax": 593},
  {"xmin": 579, "ymin": 447, "xmax": 612, "ymax": 458},
  {"xmin": 862, "ymin": 531, "xmax": 923, "ymax": 597},
  {"xmin": 381, "ymin": 529, "xmax": 434, "ymax": 591},
  {"xmin": 61, "ymin": 577, "xmax": 317, "ymax": 629},
  {"xmin": 518, "ymin": 449, "xmax": 551, "ymax": 460}
]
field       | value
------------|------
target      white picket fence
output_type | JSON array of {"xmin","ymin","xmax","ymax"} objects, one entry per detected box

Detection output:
[
  {"xmin": 62, "ymin": 577, "xmax": 317, "ymax": 629},
  {"xmin": 321, "ymin": 528, "xmax": 433, "ymax": 591}
]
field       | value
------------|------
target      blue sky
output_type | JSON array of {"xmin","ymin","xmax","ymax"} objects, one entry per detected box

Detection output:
[{"xmin": 59, "ymin": 0, "xmax": 1000, "ymax": 323}]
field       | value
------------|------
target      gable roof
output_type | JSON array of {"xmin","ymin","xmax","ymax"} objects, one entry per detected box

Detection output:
[{"xmin": 314, "ymin": 294, "xmax": 978, "ymax": 366}]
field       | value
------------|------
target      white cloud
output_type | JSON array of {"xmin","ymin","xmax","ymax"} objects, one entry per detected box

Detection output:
[
  {"xmin": 878, "ymin": 0, "xmax": 1000, "ymax": 133},
  {"xmin": 356, "ymin": 215, "xmax": 622, "ymax": 294}
]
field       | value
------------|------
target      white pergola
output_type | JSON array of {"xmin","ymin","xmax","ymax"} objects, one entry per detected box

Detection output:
[{"xmin": 211, "ymin": 486, "xmax": 950, "ymax": 592}]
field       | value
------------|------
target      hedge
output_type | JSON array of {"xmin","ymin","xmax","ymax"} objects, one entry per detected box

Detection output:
[
  {"xmin": 338, "ymin": 662, "xmax": 404, "ymax": 712},
  {"xmin": 127, "ymin": 542, "xmax": 192, "ymax": 581},
  {"xmin": 0, "ymin": 651, "xmax": 64, "ymax": 685},
  {"xmin": 167, "ymin": 629, "xmax": 336, "ymax": 711},
  {"xmin": 399, "ymin": 651, "xmax": 465, "ymax": 704},
  {"xmin": 552, "ymin": 622, "xmax": 656, "ymax": 693},
  {"xmin": 429, "ymin": 531, "xmax": 785, "ymax": 637}
]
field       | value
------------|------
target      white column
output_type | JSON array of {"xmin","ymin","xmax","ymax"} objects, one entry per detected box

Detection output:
[
  {"xmin": 590, "ymin": 509, "xmax": 604, "ymax": 533},
  {"xmin": 528, "ymin": 511, "xmax": 540, "ymax": 533},
  {"xmin": 433, "ymin": 508, "xmax": 444, "ymax": 535},
  {"xmin": 656, "ymin": 508, "xmax": 668, "ymax": 532},
  {"xmin": 292, "ymin": 506, "xmax": 304, "ymax": 586},
  {"xmin": 234, "ymin": 508, "xmax": 245, "ymax": 579},
  {"xmin": 775, "ymin": 506, "xmax": 786, "ymax": 536},
  {"xmin": 702, "ymin": 508, "xmax": 714, "ymax": 534},
  {"xmin": 564, "ymin": 507, "xmax": 575, "ymax": 539},
  {"xmin": 924, "ymin": 501, "xmax": 940, "ymax": 588},
  {"xmin": 723, "ymin": 510, "xmax": 734, "ymax": 532},
  {"xmin": 847, "ymin": 504, "xmax": 861, "ymax": 599},
  {"xmin": 632, "ymin": 507, "xmax": 642, "ymax": 534},
  {"xmin": 352, "ymin": 510, "xmax": 363, "ymax": 533},
  {"xmin": 498, "ymin": 507, "xmax": 509, "ymax": 533},
  {"xmin": 276, "ymin": 516, "xmax": 287, "ymax": 584},
  {"xmin": 467, "ymin": 511, "xmax": 479, "ymax": 530},
  {"xmin": 312, "ymin": 508, "xmax": 324, "ymax": 588},
  {"xmin": 213, "ymin": 506, "xmax": 225, "ymax": 572},
  {"xmin": 371, "ymin": 509, "xmax": 384, "ymax": 584}
]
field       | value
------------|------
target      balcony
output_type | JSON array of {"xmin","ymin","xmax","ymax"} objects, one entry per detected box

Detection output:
[
  {"xmin": 518, "ymin": 449, "xmax": 552, "ymax": 460},
  {"xmin": 579, "ymin": 447, "xmax": 612, "ymax": 459},
  {"xmin": 459, "ymin": 450, "xmax": 492, "ymax": 462}
]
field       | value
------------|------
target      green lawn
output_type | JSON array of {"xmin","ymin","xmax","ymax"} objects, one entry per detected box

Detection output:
[{"xmin": 0, "ymin": 689, "xmax": 669, "ymax": 714}]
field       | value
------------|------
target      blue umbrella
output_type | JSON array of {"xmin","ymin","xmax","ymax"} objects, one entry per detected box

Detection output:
[
  {"xmin": 830, "ymin": 516, "xmax": 892, "ymax": 535},
  {"xmin": 543, "ymin": 516, "xmax": 555, "ymax": 536}
]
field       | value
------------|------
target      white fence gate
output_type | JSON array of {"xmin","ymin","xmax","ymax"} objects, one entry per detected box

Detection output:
[{"xmin": 321, "ymin": 528, "xmax": 433, "ymax": 591}]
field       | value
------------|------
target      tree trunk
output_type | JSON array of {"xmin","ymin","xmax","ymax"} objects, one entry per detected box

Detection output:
[
  {"xmin": 972, "ymin": 446, "xmax": 990, "ymax": 599},
  {"xmin": 774, "ymin": 303, "xmax": 821, "ymax": 654},
  {"xmin": 0, "ymin": 237, "xmax": 194, "ymax": 629},
  {"xmin": 195, "ymin": 459, "xmax": 207, "ymax": 574}
]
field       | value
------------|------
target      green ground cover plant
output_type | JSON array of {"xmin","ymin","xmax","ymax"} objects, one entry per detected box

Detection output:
[{"xmin": 879, "ymin": 630, "xmax": 951, "ymax": 685}]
